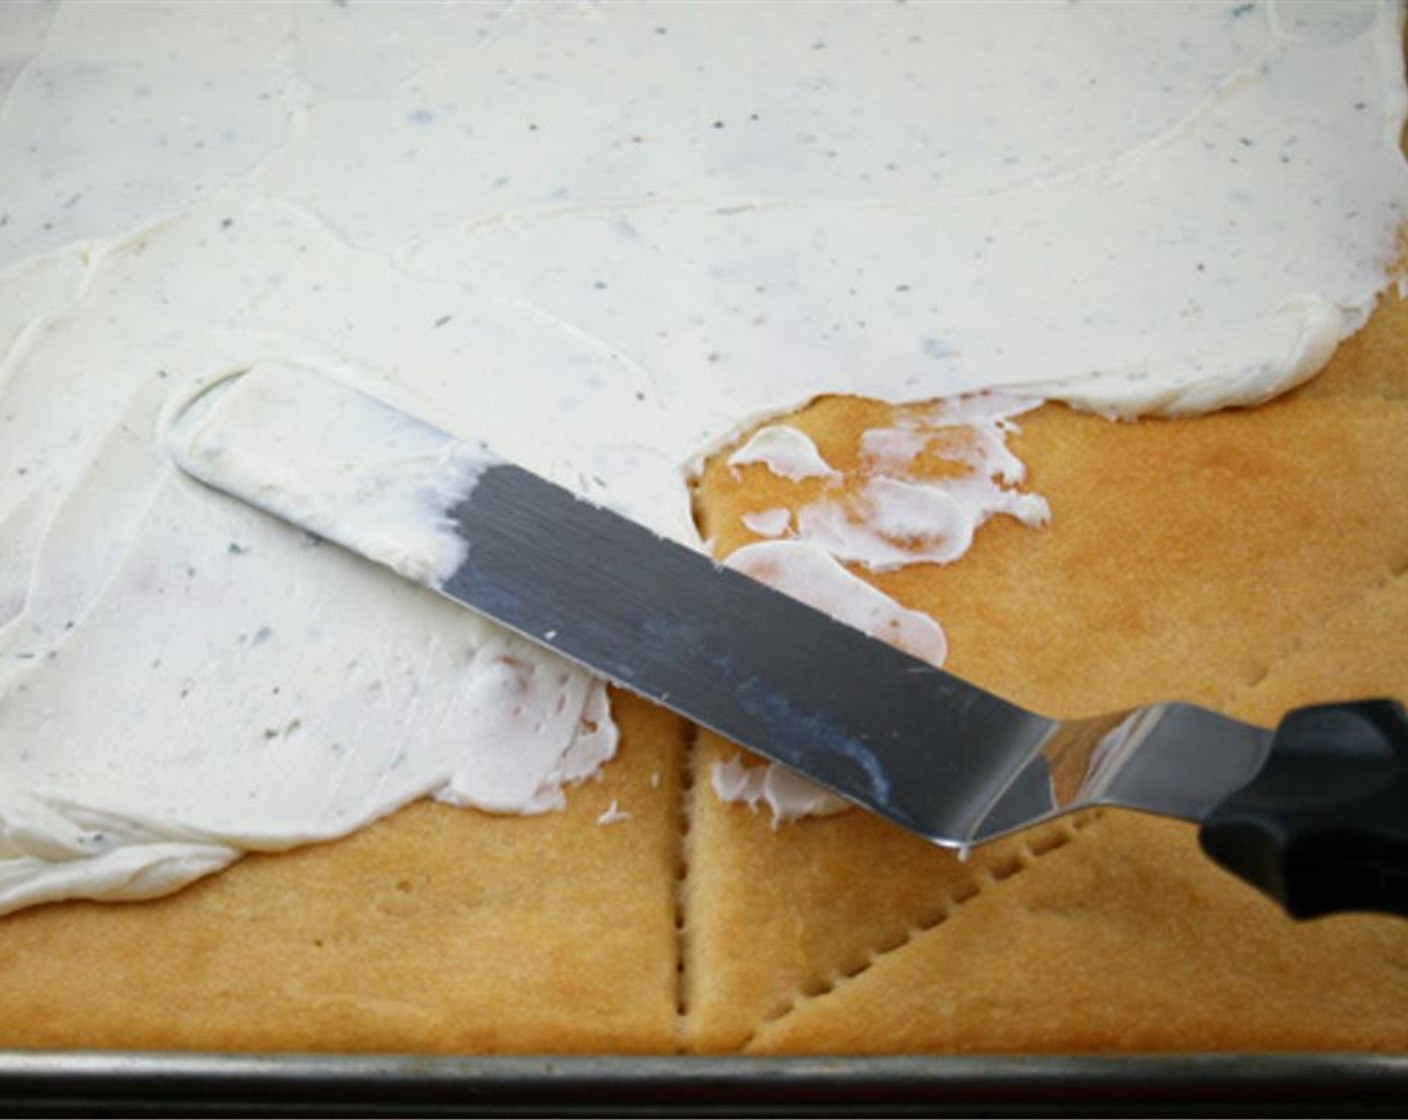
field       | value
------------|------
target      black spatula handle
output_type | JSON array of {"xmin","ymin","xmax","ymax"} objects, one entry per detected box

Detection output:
[{"xmin": 1199, "ymin": 700, "xmax": 1408, "ymax": 920}]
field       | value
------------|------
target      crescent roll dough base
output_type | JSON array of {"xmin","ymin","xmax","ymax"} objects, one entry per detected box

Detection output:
[
  {"xmin": 686, "ymin": 288, "xmax": 1408, "ymax": 1055},
  {"xmin": 1, "ymin": 294, "xmax": 1408, "ymax": 1055},
  {"xmin": 0, "ymin": 694, "xmax": 686, "ymax": 1054}
]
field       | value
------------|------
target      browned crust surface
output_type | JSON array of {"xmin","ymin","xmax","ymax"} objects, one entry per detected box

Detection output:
[
  {"xmin": 0, "ymin": 693, "xmax": 685, "ymax": 1053},
  {"xmin": 2, "ymin": 292, "xmax": 1408, "ymax": 1054}
]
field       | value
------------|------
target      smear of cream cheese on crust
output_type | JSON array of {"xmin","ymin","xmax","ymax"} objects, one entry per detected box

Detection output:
[
  {"xmin": 710, "ymin": 398, "xmax": 1043, "ymax": 819},
  {"xmin": 740, "ymin": 508, "xmax": 792, "ymax": 540},
  {"xmin": 728, "ymin": 427, "xmax": 840, "ymax": 482},
  {"xmin": 793, "ymin": 395, "xmax": 1051, "ymax": 572},
  {"xmin": 713, "ymin": 539, "xmax": 950, "ymax": 821},
  {"xmin": 0, "ymin": 0, "xmax": 1406, "ymax": 911}
]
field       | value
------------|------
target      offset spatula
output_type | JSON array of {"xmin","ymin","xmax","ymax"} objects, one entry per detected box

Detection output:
[{"xmin": 168, "ymin": 363, "xmax": 1408, "ymax": 920}]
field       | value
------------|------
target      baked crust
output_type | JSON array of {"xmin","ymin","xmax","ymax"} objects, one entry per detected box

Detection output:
[{"xmin": 2, "ymin": 294, "xmax": 1408, "ymax": 1055}]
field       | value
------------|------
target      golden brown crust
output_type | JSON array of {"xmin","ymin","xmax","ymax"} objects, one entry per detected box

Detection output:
[
  {"xmin": 1288, "ymin": 287, "xmax": 1408, "ymax": 404},
  {"xmin": 687, "ymin": 293, "xmax": 1408, "ymax": 1053},
  {"xmin": 0, "ymin": 692, "xmax": 686, "ymax": 1053},
  {"xmin": 4, "ymin": 297, "xmax": 1408, "ymax": 1055},
  {"xmin": 745, "ymin": 812, "xmax": 1408, "ymax": 1054}
]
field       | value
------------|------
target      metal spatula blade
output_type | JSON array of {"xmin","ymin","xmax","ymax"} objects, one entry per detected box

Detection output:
[
  {"xmin": 168, "ymin": 364, "xmax": 1408, "ymax": 920},
  {"xmin": 445, "ymin": 461, "xmax": 1269, "ymax": 846}
]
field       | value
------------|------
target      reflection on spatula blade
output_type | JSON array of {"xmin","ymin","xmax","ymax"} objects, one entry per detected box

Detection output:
[{"xmin": 168, "ymin": 363, "xmax": 1408, "ymax": 920}]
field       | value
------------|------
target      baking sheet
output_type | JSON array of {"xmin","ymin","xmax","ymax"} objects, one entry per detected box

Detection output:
[{"xmin": 1, "ymin": 1052, "xmax": 1407, "ymax": 1117}]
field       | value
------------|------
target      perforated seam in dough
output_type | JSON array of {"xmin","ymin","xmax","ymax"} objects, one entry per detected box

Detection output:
[
  {"xmin": 675, "ymin": 459, "xmax": 711, "ymax": 1052},
  {"xmin": 1219, "ymin": 555, "xmax": 1408, "ymax": 708},
  {"xmin": 736, "ymin": 810, "xmax": 1103, "ymax": 1050},
  {"xmin": 672, "ymin": 722, "xmax": 699, "ymax": 1053}
]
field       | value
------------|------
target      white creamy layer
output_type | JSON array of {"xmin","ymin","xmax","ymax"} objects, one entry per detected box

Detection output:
[
  {"xmin": 168, "ymin": 363, "xmax": 500, "ymax": 587},
  {"xmin": 740, "ymin": 508, "xmax": 793, "ymax": 540},
  {"xmin": 0, "ymin": 1, "xmax": 1406, "ymax": 911},
  {"xmin": 728, "ymin": 427, "xmax": 840, "ymax": 482},
  {"xmin": 797, "ymin": 395, "xmax": 1051, "ymax": 573}
]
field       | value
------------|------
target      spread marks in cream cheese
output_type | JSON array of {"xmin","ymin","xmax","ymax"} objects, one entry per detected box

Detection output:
[
  {"xmin": 725, "ymin": 394, "xmax": 1049, "ymax": 574},
  {"xmin": 793, "ymin": 394, "xmax": 1050, "ymax": 572},
  {"xmin": 740, "ymin": 508, "xmax": 792, "ymax": 540},
  {"xmin": 727, "ymin": 426, "xmax": 841, "ymax": 482},
  {"xmin": 726, "ymin": 541, "xmax": 949, "ymax": 669},
  {"xmin": 711, "ymin": 754, "xmax": 850, "ymax": 824}
]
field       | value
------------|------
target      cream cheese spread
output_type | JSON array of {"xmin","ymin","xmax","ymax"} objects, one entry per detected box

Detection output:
[
  {"xmin": 728, "ymin": 427, "xmax": 840, "ymax": 483},
  {"xmin": 792, "ymin": 394, "xmax": 1051, "ymax": 572},
  {"xmin": 168, "ymin": 362, "xmax": 500, "ymax": 588},
  {"xmin": 739, "ymin": 508, "xmax": 793, "ymax": 540},
  {"xmin": 1, "ymin": 0, "xmax": 1406, "ymax": 912}
]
